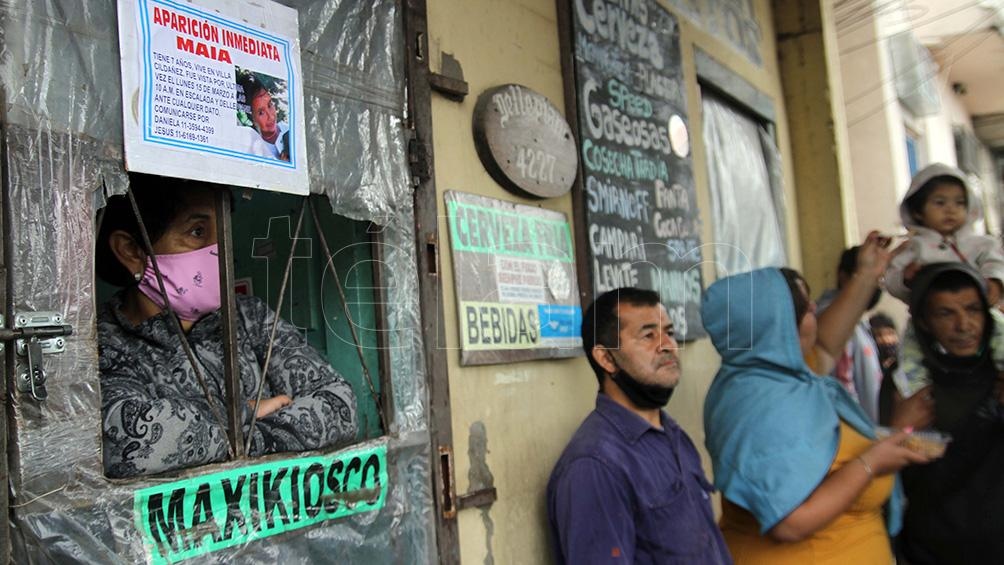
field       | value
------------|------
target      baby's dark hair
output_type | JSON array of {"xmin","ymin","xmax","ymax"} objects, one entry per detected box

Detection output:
[
  {"xmin": 904, "ymin": 175, "xmax": 967, "ymax": 222},
  {"xmin": 96, "ymin": 173, "xmax": 218, "ymax": 287}
]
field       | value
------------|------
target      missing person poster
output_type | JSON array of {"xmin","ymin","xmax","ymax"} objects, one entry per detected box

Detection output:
[
  {"xmin": 446, "ymin": 191, "xmax": 583, "ymax": 366},
  {"xmin": 117, "ymin": 0, "xmax": 309, "ymax": 194}
]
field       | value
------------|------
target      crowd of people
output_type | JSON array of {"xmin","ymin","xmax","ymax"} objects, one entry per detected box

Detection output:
[
  {"xmin": 97, "ymin": 165, "xmax": 1002, "ymax": 563},
  {"xmin": 549, "ymin": 163, "xmax": 1004, "ymax": 564}
]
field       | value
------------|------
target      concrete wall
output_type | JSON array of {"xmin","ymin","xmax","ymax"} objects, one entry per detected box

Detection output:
[
  {"xmin": 834, "ymin": 0, "xmax": 1002, "ymax": 327},
  {"xmin": 425, "ymin": 0, "xmax": 803, "ymax": 562},
  {"xmin": 837, "ymin": 3, "xmax": 911, "ymax": 238},
  {"xmin": 773, "ymin": 0, "xmax": 860, "ymax": 293},
  {"xmin": 425, "ymin": 4, "xmax": 588, "ymax": 562}
]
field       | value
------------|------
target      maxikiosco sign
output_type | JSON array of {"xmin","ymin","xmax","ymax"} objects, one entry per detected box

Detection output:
[{"xmin": 134, "ymin": 444, "xmax": 388, "ymax": 564}]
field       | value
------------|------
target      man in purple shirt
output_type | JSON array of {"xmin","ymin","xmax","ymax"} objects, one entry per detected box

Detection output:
[{"xmin": 547, "ymin": 288, "xmax": 732, "ymax": 564}]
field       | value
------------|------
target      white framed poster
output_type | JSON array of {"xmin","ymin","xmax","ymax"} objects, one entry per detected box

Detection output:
[{"xmin": 117, "ymin": 0, "xmax": 309, "ymax": 194}]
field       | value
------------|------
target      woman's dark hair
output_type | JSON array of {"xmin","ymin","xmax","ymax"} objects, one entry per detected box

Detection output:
[
  {"xmin": 95, "ymin": 173, "xmax": 216, "ymax": 287},
  {"xmin": 582, "ymin": 287, "xmax": 662, "ymax": 387},
  {"xmin": 904, "ymin": 175, "xmax": 967, "ymax": 220},
  {"xmin": 779, "ymin": 267, "xmax": 810, "ymax": 324}
]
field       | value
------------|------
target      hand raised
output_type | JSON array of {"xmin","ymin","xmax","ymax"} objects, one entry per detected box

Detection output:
[{"xmin": 856, "ymin": 230, "xmax": 903, "ymax": 279}]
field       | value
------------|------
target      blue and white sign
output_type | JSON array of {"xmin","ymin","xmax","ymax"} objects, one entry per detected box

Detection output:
[
  {"xmin": 118, "ymin": 0, "xmax": 308, "ymax": 194},
  {"xmin": 538, "ymin": 304, "xmax": 583, "ymax": 349}
]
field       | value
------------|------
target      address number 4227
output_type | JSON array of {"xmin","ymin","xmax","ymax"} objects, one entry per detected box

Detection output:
[{"xmin": 514, "ymin": 145, "xmax": 556, "ymax": 184}]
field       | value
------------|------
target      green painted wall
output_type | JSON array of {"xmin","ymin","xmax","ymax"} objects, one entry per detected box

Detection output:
[{"xmin": 231, "ymin": 192, "xmax": 383, "ymax": 441}]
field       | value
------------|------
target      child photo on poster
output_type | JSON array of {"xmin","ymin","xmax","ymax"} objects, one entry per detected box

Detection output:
[{"xmin": 236, "ymin": 68, "xmax": 291, "ymax": 162}]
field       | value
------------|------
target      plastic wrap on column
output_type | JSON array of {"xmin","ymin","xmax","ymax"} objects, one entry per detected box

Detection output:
[
  {"xmin": 371, "ymin": 197, "xmax": 427, "ymax": 434},
  {"xmin": 3, "ymin": 125, "xmax": 112, "ymax": 498},
  {"xmin": 759, "ymin": 125, "xmax": 789, "ymax": 257},
  {"xmin": 0, "ymin": 0, "xmax": 131, "ymax": 202},
  {"xmin": 701, "ymin": 94, "xmax": 787, "ymax": 275},
  {"xmin": 289, "ymin": 0, "xmax": 422, "ymax": 429},
  {"xmin": 293, "ymin": 0, "xmax": 411, "ymax": 224},
  {"xmin": 12, "ymin": 434, "xmax": 436, "ymax": 563},
  {"xmin": 0, "ymin": 0, "xmax": 126, "ymax": 501},
  {"xmin": 0, "ymin": 1, "xmax": 124, "ymax": 143}
]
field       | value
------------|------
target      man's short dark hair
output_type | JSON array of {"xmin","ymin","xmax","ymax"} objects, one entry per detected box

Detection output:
[
  {"xmin": 581, "ymin": 288, "xmax": 661, "ymax": 386},
  {"xmin": 922, "ymin": 269, "xmax": 985, "ymax": 315},
  {"xmin": 837, "ymin": 246, "xmax": 860, "ymax": 277}
]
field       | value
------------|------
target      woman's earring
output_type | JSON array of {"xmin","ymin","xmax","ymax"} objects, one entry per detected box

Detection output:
[{"xmin": 134, "ymin": 272, "xmax": 143, "ymax": 282}]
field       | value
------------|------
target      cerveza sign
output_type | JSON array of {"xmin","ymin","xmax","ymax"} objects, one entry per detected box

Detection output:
[
  {"xmin": 473, "ymin": 84, "xmax": 578, "ymax": 199},
  {"xmin": 449, "ymin": 199, "xmax": 574, "ymax": 262},
  {"xmin": 446, "ymin": 191, "xmax": 582, "ymax": 365},
  {"xmin": 134, "ymin": 444, "xmax": 388, "ymax": 564}
]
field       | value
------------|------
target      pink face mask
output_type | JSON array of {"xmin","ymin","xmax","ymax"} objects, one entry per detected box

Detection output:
[{"xmin": 137, "ymin": 244, "xmax": 221, "ymax": 321}]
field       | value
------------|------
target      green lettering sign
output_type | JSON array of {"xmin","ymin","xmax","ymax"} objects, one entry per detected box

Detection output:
[
  {"xmin": 447, "ymin": 200, "xmax": 574, "ymax": 262},
  {"xmin": 134, "ymin": 444, "xmax": 388, "ymax": 564}
]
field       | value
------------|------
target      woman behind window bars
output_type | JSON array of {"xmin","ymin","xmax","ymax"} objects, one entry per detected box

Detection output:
[{"xmin": 95, "ymin": 173, "xmax": 357, "ymax": 478}]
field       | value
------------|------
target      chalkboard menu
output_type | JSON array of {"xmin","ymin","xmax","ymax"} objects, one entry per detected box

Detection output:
[{"xmin": 570, "ymin": 0, "xmax": 706, "ymax": 340}]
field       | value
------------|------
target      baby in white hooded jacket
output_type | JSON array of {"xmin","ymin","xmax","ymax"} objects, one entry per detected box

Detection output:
[{"xmin": 886, "ymin": 163, "xmax": 1004, "ymax": 397}]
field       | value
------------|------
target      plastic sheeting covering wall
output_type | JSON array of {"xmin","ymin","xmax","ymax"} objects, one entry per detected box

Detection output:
[
  {"xmin": 0, "ymin": 0, "xmax": 434, "ymax": 562},
  {"xmin": 701, "ymin": 92, "xmax": 787, "ymax": 276}
]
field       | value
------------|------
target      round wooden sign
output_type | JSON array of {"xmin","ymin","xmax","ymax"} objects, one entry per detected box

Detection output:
[{"xmin": 473, "ymin": 84, "xmax": 578, "ymax": 199}]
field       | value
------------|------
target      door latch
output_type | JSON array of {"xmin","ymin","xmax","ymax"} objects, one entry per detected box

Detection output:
[{"xmin": 0, "ymin": 312, "xmax": 73, "ymax": 401}]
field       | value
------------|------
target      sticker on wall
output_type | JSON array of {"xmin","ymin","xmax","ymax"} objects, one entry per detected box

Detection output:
[
  {"xmin": 669, "ymin": 115, "xmax": 690, "ymax": 158},
  {"xmin": 495, "ymin": 256, "xmax": 547, "ymax": 304},
  {"xmin": 547, "ymin": 262, "xmax": 572, "ymax": 301},
  {"xmin": 446, "ymin": 191, "xmax": 583, "ymax": 365},
  {"xmin": 117, "ymin": 0, "xmax": 309, "ymax": 194},
  {"xmin": 473, "ymin": 84, "xmax": 579, "ymax": 199}
]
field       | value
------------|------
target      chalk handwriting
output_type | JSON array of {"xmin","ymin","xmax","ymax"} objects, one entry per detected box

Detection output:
[
  {"xmin": 583, "ymin": 78, "xmax": 671, "ymax": 154},
  {"xmin": 586, "ymin": 176, "xmax": 651, "ymax": 222},
  {"xmin": 575, "ymin": 0, "xmax": 664, "ymax": 69}
]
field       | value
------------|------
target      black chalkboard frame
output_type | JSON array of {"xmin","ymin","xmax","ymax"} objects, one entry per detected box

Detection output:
[{"xmin": 555, "ymin": 0, "xmax": 708, "ymax": 342}]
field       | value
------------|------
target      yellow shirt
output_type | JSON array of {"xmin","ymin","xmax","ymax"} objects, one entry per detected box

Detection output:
[{"xmin": 719, "ymin": 421, "xmax": 894, "ymax": 565}]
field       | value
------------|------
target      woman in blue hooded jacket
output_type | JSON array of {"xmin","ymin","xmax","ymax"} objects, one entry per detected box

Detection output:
[{"xmin": 701, "ymin": 231, "xmax": 933, "ymax": 564}]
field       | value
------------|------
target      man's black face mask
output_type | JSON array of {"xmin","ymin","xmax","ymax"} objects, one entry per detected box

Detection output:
[{"xmin": 609, "ymin": 361, "xmax": 674, "ymax": 409}]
